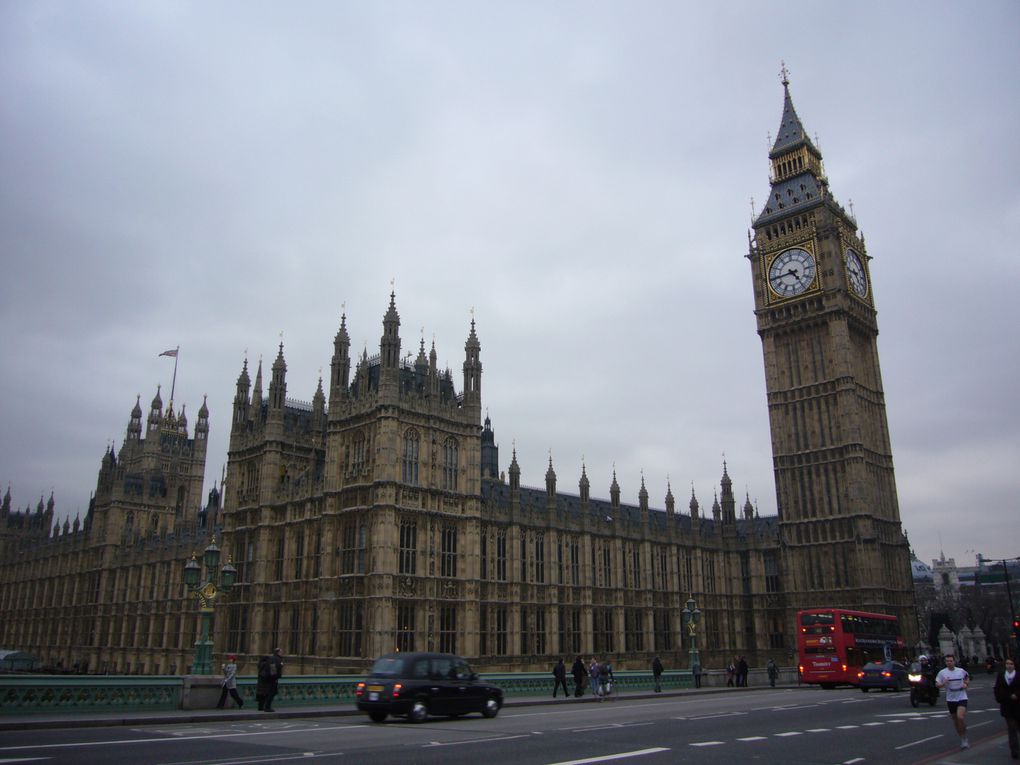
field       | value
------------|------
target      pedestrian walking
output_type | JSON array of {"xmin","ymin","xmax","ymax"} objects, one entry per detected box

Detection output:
[
  {"xmin": 259, "ymin": 647, "xmax": 284, "ymax": 712},
  {"xmin": 767, "ymin": 658, "xmax": 778, "ymax": 688},
  {"xmin": 737, "ymin": 656, "xmax": 749, "ymax": 687},
  {"xmin": 571, "ymin": 656, "xmax": 586, "ymax": 697},
  {"xmin": 603, "ymin": 659, "xmax": 615, "ymax": 699},
  {"xmin": 993, "ymin": 656, "xmax": 1020, "ymax": 759},
  {"xmin": 652, "ymin": 655, "xmax": 664, "ymax": 693},
  {"xmin": 692, "ymin": 662, "xmax": 702, "ymax": 688},
  {"xmin": 726, "ymin": 659, "xmax": 736, "ymax": 687},
  {"xmin": 589, "ymin": 657, "xmax": 602, "ymax": 699},
  {"xmin": 552, "ymin": 658, "xmax": 569, "ymax": 698},
  {"xmin": 216, "ymin": 654, "xmax": 244, "ymax": 709},
  {"xmin": 935, "ymin": 654, "xmax": 971, "ymax": 750}
]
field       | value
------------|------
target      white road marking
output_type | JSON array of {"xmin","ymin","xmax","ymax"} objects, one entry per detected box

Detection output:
[
  {"xmin": 836, "ymin": 725, "xmax": 859, "ymax": 729},
  {"xmin": 737, "ymin": 736, "xmax": 767, "ymax": 742},
  {"xmin": 770, "ymin": 704, "xmax": 818, "ymax": 711},
  {"xmin": 805, "ymin": 728, "xmax": 830, "ymax": 733},
  {"xmin": 774, "ymin": 731, "xmax": 802, "ymax": 737},
  {"xmin": 689, "ymin": 741, "xmax": 725, "ymax": 747},
  {"xmin": 545, "ymin": 748, "xmax": 670, "ymax": 764},
  {"xmin": 0, "ymin": 759, "xmax": 52, "ymax": 763},
  {"xmin": 677, "ymin": 711, "xmax": 747, "ymax": 721},
  {"xmin": 156, "ymin": 754, "xmax": 344, "ymax": 765},
  {"xmin": 895, "ymin": 734, "xmax": 943, "ymax": 750},
  {"xmin": 843, "ymin": 758, "xmax": 865, "ymax": 764},
  {"xmin": 0, "ymin": 725, "xmax": 360, "ymax": 752},
  {"xmin": 425, "ymin": 734, "xmax": 532, "ymax": 748},
  {"xmin": 862, "ymin": 722, "xmax": 884, "ymax": 726}
]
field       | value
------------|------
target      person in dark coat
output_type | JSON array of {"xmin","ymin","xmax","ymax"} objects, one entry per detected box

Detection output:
[
  {"xmin": 767, "ymin": 658, "xmax": 779, "ymax": 688},
  {"xmin": 255, "ymin": 654, "xmax": 270, "ymax": 711},
  {"xmin": 260, "ymin": 648, "xmax": 284, "ymax": 712},
  {"xmin": 571, "ymin": 656, "xmax": 586, "ymax": 698},
  {"xmin": 552, "ymin": 658, "xmax": 569, "ymax": 698},
  {"xmin": 652, "ymin": 656, "xmax": 664, "ymax": 693},
  {"xmin": 994, "ymin": 657, "xmax": 1020, "ymax": 760},
  {"xmin": 737, "ymin": 656, "xmax": 749, "ymax": 688}
]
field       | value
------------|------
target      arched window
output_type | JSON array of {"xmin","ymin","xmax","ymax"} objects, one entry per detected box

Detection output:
[
  {"xmin": 442, "ymin": 438, "xmax": 458, "ymax": 491},
  {"xmin": 402, "ymin": 430, "xmax": 420, "ymax": 485}
]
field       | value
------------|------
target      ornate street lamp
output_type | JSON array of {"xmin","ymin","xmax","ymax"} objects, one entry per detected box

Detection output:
[
  {"xmin": 682, "ymin": 596, "xmax": 702, "ymax": 682},
  {"xmin": 182, "ymin": 539, "xmax": 238, "ymax": 675}
]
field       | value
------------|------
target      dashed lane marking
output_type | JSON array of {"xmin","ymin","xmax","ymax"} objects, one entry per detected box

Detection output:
[
  {"xmin": 774, "ymin": 731, "xmax": 803, "ymax": 737},
  {"xmin": 894, "ymin": 734, "xmax": 943, "ymax": 750},
  {"xmin": 836, "ymin": 725, "xmax": 859, "ymax": 729},
  {"xmin": 736, "ymin": 736, "xmax": 768, "ymax": 742},
  {"xmin": 805, "ymin": 728, "xmax": 831, "ymax": 733},
  {"xmin": 689, "ymin": 742, "xmax": 725, "ymax": 747}
]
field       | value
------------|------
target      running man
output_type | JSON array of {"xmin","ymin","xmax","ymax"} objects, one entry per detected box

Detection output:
[{"xmin": 935, "ymin": 654, "xmax": 971, "ymax": 749}]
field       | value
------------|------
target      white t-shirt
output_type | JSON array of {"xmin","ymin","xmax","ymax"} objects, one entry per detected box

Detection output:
[{"xmin": 936, "ymin": 666, "xmax": 969, "ymax": 702}]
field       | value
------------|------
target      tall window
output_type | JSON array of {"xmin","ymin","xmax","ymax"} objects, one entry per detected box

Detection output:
[
  {"xmin": 521, "ymin": 607, "xmax": 545, "ymax": 655},
  {"xmin": 352, "ymin": 433, "xmax": 367, "ymax": 475},
  {"xmin": 480, "ymin": 531, "xmax": 488, "ymax": 580},
  {"xmin": 402, "ymin": 430, "xmax": 419, "ymax": 485},
  {"xmin": 442, "ymin": 438, "xmax": 458, "ymax": 490},
  {"xmin": 559, "ymin": 607, "xmax": 581, "ymax": 656},
  {"xmin": 494, "ymin": 607, "xmax": 508, "ymax": 655},
  {"xmin": 496, "ymin": 530, "xmax": 507, "ymax": 581},
  {"xmin": 399, "ymin": 519, "xmax": 417, "ymax": 575},
  {"xmin": 340, "ymin": 521, "xmax": 366, "ymax": 574},
  {"xmin": 535, "ymin": 533, "xmax": 545, "ymax": 584},
  {"xmin": 624, "ymin": 608, "xmax": 644, "ymax": 652},
  {"xmin": 764, "ymin": 551, "xmax": 780, "ymax": 593},
  {"xmin": 439, "ymin": 606, "xmax": 457, "ymax": 654},
  {"xmin": 601, "ymin": 545, "xmax": 612, "ymax": 588},
  {"xmin": 569, "ymin": 537, "xmax": 580, "ymax": 585},
  {"xmin": 274, "ymin": 536, "xmax": 285, "ymax": 580},
  {"xmin": 396, "ymin": 602, "xmax": 415, "ymax": 652},
  {"xmin": 293, "ymin": 529, "xmax": 305, "ymax": 579},
  {"xmin": 521, "ymin": 534, "xmax": 528, "ymax": 581},
  {"xmin": 479, "ymin": 606, "xmax": 488, "ymax": 655},
  {"xmin": 440, "ymin": 526, "xmax": 458, "ymax": 578},
  {"xmin": 703, "ymin": 555, "xmax": 716, "ymax": 593},
  {"xmin": 593, "ymin": 607, "xmax": 614, "ymax": 654},
  {"xmin": 338, "ymin": 602, "xmax": 363, "ymax": 656},
  {"xmin": 654, "ymin": 608, "xmax": 673, "ymax": 652},
  {"xmin": 655, "ymin": 548, "xmax": 668, "ymax": 590}
]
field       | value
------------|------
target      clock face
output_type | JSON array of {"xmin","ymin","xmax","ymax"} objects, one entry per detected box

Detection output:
[
  {"xmin": 768, "ymin": 247, "xmax": 816, "ymax": 298},
  {"xmin": 845, "ymin": 248, "xmax": 868, "ymax": 297}
]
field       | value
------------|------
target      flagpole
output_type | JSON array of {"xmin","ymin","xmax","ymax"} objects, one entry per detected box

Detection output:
[{"xmin": 170, "ymin": 346, "xmax": 179, "ymax": 404}]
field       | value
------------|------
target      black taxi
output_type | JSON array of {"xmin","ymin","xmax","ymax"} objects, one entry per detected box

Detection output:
[{"xmin": 355, "ymin": 652, "xmax": 504, "ymax": 723}]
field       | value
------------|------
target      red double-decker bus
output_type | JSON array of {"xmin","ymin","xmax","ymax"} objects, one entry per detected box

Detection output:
[{"xmin": 797, "ymin": 608, "xmax": 907, "ymax": 688}]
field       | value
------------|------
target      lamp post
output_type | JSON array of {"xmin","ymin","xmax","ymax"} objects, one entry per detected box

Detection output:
[
  {"xmin": 682, "ymin": 596, "xmax": 702, "ymax": 682},
  {"xmin": 182, "ymin": 540, "xmax": 237, "ymax": 675}
]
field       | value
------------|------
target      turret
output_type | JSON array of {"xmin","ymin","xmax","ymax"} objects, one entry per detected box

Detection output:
[
  {"xmin": 545, "ymin": 454, "xmax": 556, "ymax": 502},
  {"xmin": 462, "ymin": 316, "xmax": 482, "ymax": 413},
  {"xmin": 579, "ymin": 463, "xmax": 590, "ymax": 505},
  {"xmin": 127, "ymin": 395, "xmax": 143, "ymax": 441},
  {"xmin": 689, "ymin": 487, "xmax": 700, "ymax": 520},
  {"xmin": 720, "ymin": 461, "xmax": 736, "ymax": 525},
  {"xmin": 195, "ymin": 396, "xmax": 209, "ymax": 449},
  {"xmin": 610, "ymin": 470, "xmax": 620, "ymax": 510},
  {"xmin": 329, "ymin": 312, "xmax": 351, "ymax": 405},
  {"xmin": 481, "ymin": 414, "xmax": 499, "ymax": 481},
  {"xmin": 251, "ymin": 359, "xmax": 264, "ymax": 414},
  {"xmin": 147, "ymin": 385, "xmax": 163, "ymax": 436},
  {"xmin": 638, "ymin": 473, "xmax": 649, "ymax": 514},
  {"xmin": 312, "ymin": 377, "xmax": 325, "ymax": 435},
  {"xmin": 379, "ymin": 292, "xmax": 401, "ymax": 382},
  {"xmin": 269, "ymin": 343, "xmax": 287, "ymax": 412},
  {"xmin": 744, "ymin": 493, "xmax": 755, "ymax": 520},
  {"xmin": 665, "ymin": 480, "xmax": 675, "ymax": 518},
  {"xmin": 233, "ymin": 359, "xmax": 251, "ymax": 426}
]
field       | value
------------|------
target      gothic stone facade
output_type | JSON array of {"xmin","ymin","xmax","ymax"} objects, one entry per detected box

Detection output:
[{"xmin": 0, "ymin": 78, "xmax": 915, "ymax": 674}]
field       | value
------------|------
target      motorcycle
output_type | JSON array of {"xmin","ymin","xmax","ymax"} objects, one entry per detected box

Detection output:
[{"xmin": 908, "ymin": 662, "xmax": 939, "ymax": 707}]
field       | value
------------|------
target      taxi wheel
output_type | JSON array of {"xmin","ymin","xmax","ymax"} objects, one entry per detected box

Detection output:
[
  {"xmin": 368, "ymin": 711, "xmax": 387, "ymax": 723},
  {"xmin": 409, "ymin": 699, "xmax": 429, "ymax": 723},
  {"xmin": 482, "ymin": 698, "xmax": 499, "ymax": 718}
]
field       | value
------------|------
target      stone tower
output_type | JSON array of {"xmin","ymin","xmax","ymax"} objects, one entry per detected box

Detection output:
[{"xmin": 747, "ymin": 70, "xmax": 915, "ymax": 641}]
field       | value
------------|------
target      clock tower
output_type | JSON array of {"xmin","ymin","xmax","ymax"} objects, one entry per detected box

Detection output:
[{"xmin": 748, "ymin": 69, "xmax": 915, "ymax": 642}]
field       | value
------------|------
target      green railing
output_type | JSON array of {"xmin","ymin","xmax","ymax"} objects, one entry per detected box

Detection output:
[
  {"xmin": 1, "ymin": 670, "xmax": 691, "ymax": 715},
  {"xmin": 0, "ymin": 676, "xmax": 181, "ymax": 713}
]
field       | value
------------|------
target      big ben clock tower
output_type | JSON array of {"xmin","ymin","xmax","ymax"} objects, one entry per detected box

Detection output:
[{"xmin": 748, "ymin": 67, "xmax": 916, "ymax": 643}]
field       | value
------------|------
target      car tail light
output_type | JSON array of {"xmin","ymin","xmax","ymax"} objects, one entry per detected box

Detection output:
[
  {"xmin": 355, "ymin": 682, "xmax": 365, "ymax": 697},
  {"xmin": 798, "ymin": 665, "xmax": 804, "ymax": 674},
  {"xmin": 857, "ymin": 671, "xmax": 864, "ymax": 679},
  {"xmin": 881, "ymin": 671, "xmax": 891, "ymax": 677},
  {"xmin": 392, "ymin": 683, "xmax": 403, "ymax": 698},
  {"xmin": 842, "ymin": 664, "xmax": 847, "ymax": 673}
]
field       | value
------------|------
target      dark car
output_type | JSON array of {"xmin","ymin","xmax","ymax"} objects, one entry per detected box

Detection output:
[
  {"xmin": 857, "ymin": 660, "xmax": 908, "ymax": 692},
  {"xmin": 355, "ymin": 652, "xmax": 504, "ymax": 723}
]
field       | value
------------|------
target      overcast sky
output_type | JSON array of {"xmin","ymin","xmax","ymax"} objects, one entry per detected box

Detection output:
[{"xmin": 2, "ymin": 1, "xmax": 1017, "ymax": 569}]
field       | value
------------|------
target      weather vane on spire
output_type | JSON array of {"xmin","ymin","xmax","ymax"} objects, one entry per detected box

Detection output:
[{"xmin": 779, "ymin": 60, "xmax": 790, "ymax": 85}]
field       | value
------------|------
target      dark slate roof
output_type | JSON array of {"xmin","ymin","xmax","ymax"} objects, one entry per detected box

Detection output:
[
  {"xmin": 754, "ymin": 172, "xmax": 823, "ymax": 226},
  {"xmin": 770, "ymin": 82, "xmax": 819, "ymax": 158}
]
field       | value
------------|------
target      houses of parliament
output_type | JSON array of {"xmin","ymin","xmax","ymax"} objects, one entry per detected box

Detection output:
[{"xmin": 0, "ymin": 77, "xmax": 917, "ymax": 675}]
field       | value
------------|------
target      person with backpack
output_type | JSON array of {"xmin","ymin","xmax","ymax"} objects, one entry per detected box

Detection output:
[
  {"xmin": 257, "ymin": 647, "xmax": 284, "ymax": 712},
  {"xmin": 589, "ymin": 657, "xmax": 602, "ymax": 700}
]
